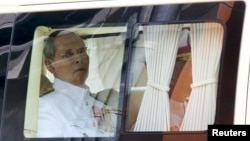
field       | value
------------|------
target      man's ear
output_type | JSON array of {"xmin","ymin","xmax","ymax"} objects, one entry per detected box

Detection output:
[{"xmin": 44, "ymin": 59, "xmax": 55, "ymax": 74}]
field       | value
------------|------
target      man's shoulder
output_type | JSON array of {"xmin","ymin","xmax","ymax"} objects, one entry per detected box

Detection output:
[
  {"xmin": 39, "ymin": 90, "xmax": 57, "ymax": 106},
  {"xmin": 40, "ymin": 74, "xmax": 54, "ymax": 97}
]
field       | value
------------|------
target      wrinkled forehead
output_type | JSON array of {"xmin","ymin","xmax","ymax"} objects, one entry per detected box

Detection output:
[{"xmin": 54, "ymin": 33, "xmax": 85, "ymax": 50}]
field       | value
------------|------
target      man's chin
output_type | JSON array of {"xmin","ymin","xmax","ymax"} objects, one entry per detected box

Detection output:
[
  {"xmin": 75, "ymin": 74, "xmax": 86, "ymax": 82},
  {"xmin": 73, "ymin": 70, "xmax": 87, "ymax": 82}
]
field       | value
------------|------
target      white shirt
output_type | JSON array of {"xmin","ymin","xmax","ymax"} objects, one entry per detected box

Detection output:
[{"xmin": 37, "ymin": 78, "xmax": 115, "ymax": 138}]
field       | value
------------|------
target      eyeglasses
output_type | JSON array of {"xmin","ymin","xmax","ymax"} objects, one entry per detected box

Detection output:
[{"xmin": 59, "ymin": 47, "xmax": 88, "ymax": 59}]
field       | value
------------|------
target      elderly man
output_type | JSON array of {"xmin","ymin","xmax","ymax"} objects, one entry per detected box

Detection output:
[{"xmin": 37, "ymin": 30, "xmax": 116, "ymax": 137}]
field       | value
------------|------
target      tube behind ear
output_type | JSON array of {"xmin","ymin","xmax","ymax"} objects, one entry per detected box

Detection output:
[
  {"xmin": 44, "ymin": 59, "xmax": 55, "ymax": 73},
  {"xmin": 48, "ymin": 64, "xmax": 54, "ymax": 70}
]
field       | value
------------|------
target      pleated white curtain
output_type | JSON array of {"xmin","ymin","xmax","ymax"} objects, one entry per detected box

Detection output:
[
  {"xmin": 180, "ymin": 22, "xmax": 224, "ymax": 131},
  {"xmin": 134, "ymin": 24, "xmax": 182, "ymax": 131}
]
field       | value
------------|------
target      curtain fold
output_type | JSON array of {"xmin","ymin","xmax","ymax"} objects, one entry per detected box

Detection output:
[
  {"xmin": 134, "ymin": 24, "xmax": 182, "ymax": 131},
  {"xmin": 180, "ymin": 22, "xmax": 224, "ymax": 131}
]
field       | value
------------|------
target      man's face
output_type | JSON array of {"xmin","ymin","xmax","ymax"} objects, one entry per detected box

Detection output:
[{"xmin": 46, "ymin": 33, "xmax": 89, "ymax": 87}]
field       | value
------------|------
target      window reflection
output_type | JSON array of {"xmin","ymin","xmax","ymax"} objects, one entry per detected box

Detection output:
[{"xmin": 126, "ymin": 22, "xmax": 224, "ymax": 132}]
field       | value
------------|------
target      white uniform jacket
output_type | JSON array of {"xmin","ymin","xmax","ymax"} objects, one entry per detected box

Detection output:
[{"xmin": 37, "ymin": 78, "xmax": 116, "ymax": 138}]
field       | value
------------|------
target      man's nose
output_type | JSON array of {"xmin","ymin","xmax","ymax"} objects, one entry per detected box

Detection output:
[{"xmin": 75, "ymin": 55, "xmax": 83, "ymax": 64}]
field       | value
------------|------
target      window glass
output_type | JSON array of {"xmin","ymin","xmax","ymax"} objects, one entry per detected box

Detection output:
[
  {"xmin": 0, "ymin": 13, "xmax": 15, "ymax": 138},
  {"xmin": 125, "ymin": 22, "xmax": 225, "ymax": 132},
  {"xmin": 24, "ymin": 26, "xmax": 126, "ymax": 138}
]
